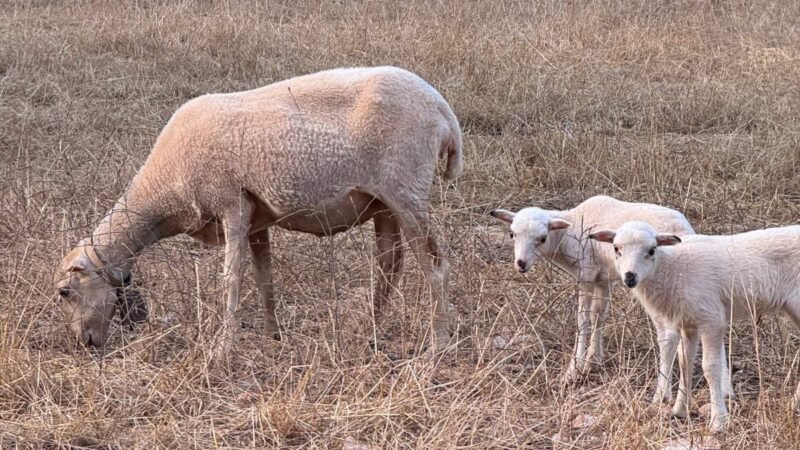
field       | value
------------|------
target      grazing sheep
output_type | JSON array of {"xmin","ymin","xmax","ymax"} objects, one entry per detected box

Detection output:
[
  {"xmin": 489, "ymin": 195, "xmax": 730, "ymax": 402},
  {"xmin": 589, "ymin": 221, "xmax": 800, "ymax": 432},
  {"xmin": 53, "ymin": 66, "xmax": 462, "ymax": 360}
]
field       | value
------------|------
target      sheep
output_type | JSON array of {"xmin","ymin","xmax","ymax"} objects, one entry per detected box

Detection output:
[
  {"xmin": 53, "ymin": 66, "xmax": 463, "ymax": 361},
  {"xmin": 589, "ymin": 221, "xmax": 800, "ymax": 432},
  {"xmin": 489, "ymin": 195, "xmax": 731, "ymax": 403}
]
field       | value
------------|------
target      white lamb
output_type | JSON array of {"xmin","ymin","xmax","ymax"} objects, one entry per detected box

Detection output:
[
  {"xmin": 490, "ymin": 195, "xmax": 730, "ymax": 403},
  {"xmin": 53, "ymin": 66, "xmax": 462, "ymax": 361},
  {"xmin": 589, "ymin": 221, "xmax": 800, "ymax": 432}
]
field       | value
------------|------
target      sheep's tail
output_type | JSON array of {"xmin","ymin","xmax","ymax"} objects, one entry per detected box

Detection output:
[{"xmin": 439, "ymin": 106, "xmax": 463, "ymax": 181}]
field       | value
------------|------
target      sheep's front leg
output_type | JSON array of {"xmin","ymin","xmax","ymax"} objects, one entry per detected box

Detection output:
[
  {"xmin": 565, "ymin": 285, "xmax": 593, "ymax": 381},
  {"xmin": 214, "ymin": 197, "xmax": 254, "ymax": 363},
  {"xmin": 249, "ymin": 228, "xmax": 280, "ymax": 340},
  {"xmin": 701, "ymin": 331, "xmax": 729, "ymax": 432},
  {"xmin": 672, "ymin": 328, "xmax": 698, "ymax": 419},
  {"xmin": 651, "ymin": 317, "xmax": 680, "ymax": 404},
  {"xmin": 583, "ymin": 281, "xmax": 611, "ymax": 373}
]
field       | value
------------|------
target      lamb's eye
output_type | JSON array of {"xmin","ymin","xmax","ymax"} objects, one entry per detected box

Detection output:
[
  {"xmin": 509, "ymin": 232, "xmax": 514, "ymax": 239},
  {"xmin": 613, "ymin": 246, "xmax": 620, "ymax": 254},
  {"xmin": 540, "ymin": 236, "xmax": 547, "ymax": 244},
  {"xmin": 648, "ymin": 247, "xmax": 655, "ymax": 256},
  {"xmin": 58, "ymin": 288, "xmax": 70, "ymax": 299}
]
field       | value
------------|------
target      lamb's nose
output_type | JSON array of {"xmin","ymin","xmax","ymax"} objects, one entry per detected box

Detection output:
[
  {"xmin": 516, "ymin": 259, "xmax": 528, "ymax": 272},
  {"xmin": 623, "ymin": 272, "xmax": 637, "ymax": 288}
]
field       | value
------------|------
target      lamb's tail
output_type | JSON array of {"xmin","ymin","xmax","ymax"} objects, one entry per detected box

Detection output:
[{"xmin": 439, "ymin": 107, "xmax": 463, "ymax": 181}]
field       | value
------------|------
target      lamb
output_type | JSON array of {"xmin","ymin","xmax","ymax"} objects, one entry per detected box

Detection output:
[
  {"xmin": 53, "ymin": 66, "xmax": 463, "ymax": 361},
  {"xmin": 489, "ymin": 195, "xmax": 731, "ymax": 403},
  {"xmin": 589, "ymin": 221, "xmax": 800, "ymax": 432}
]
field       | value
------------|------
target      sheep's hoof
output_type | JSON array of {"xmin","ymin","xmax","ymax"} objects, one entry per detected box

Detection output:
[
  {"xmin": 671, "ymin": 404, "xmax": 689, "ymax": 419},
  {"xmin": 707, "ymin": 413, "xmax": 729, "ymax": 433}
]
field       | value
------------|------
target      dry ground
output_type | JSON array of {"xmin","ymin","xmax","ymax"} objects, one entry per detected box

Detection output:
[{"xmin": 1, "ymin": 0, "xmax": 800, "ymax": 448}]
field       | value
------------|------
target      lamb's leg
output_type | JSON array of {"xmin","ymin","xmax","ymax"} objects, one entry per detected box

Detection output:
[
  {"xmin": 672, "ymin": 328, "xmax": 698, "ymax": 419},
  {"xmin": 720, "ymin": 341, "xmax": 734, "ymax": 399},
  {"xmin": 565, "ymin": 286, "xmax": 593, "ymax": 381},
  {"xmin": 392, "ymin": 205, "xmax": 450, "ymax": 353},
  {"xmin": 651, "ymin": 317, "xmax": 680, "ymax": 404},
  {"xmin": 373, "ymin": 209, "xmax": 403, "ymax": 321},
  {"xmin": 249, "ymin": 227, "xmax": 279, "ymax": 340},
  {"xmin": 583, "ymin": 281, "xmax": 611, "ymax": 373},
  {"xmin": 214, "ymin": 196, "xmax": 254, "ymax": 363},
  {"xmin": 701, "ymin": 330, "xmax": 729, "ymax": 433},
  {"xmin": 782, "ymin": 303, "xmax": 800, "ymax": 411}
]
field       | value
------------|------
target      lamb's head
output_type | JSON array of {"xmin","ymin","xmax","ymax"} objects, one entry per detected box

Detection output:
[
  {"xmin": 489, "ymin": 207, "xmax": 571, "ymax": 273},
  {"xmin": 588, "ymin": 221, "xmax": 681, "ymax": 288},
  {"xmin": 53, "ymin": 242, "xmax": 126, "ymax": 347}
]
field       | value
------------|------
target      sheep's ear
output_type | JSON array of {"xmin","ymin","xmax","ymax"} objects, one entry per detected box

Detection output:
[
  {"xmin": 656, "ymin": 234, "xmax": 681, "ymax": 246},
  {"xmin": 489, "ymin": 209, "xmax": 516, "ymax": 223},
  {"xmin": 588, "ymin": 230, "xmax": 616, "ymax": 243},
  {"xmin": 66, "ymin": 253, "xmax": 91, "ymax": 272},
  {"xmin": 548, "ymin": 218, "xmax": 572, "ymax": 231}
]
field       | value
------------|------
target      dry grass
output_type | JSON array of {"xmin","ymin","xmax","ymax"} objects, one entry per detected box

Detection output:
[{"xmin": 2, "ymin": 0, "xmax": 800, "ymax": 448}]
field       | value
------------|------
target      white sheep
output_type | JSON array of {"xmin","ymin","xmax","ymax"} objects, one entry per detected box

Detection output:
[
  {"xmin": 53, "ymin": 66, "xmax": 463, "ymax": 360},
  {"xmin": 490, "ymin": 195, "xmax": 731, "ymax": 403},
  {"xmin": 589, "ymin": 221, "xmax": 800, "ymax": 432}
]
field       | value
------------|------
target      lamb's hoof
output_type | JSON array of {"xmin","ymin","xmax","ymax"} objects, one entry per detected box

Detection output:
[
  {"xmin": 580, "ymin": 353, "xmax": 603, "ymax": 374},
  {"xmin": 651, "ymin": 391, "xmax": 671, "ymax": 405},
  {"xmin": 563, "ymin": 363, "xmax": 586, "ymax": 384},
  {"xmin": 428, "ymin": 330, "xmax": 452, "ymax": 355}
]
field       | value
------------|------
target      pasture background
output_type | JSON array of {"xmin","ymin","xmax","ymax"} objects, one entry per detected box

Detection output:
[{"xmin": 1, "ymin": 0, "xmax": 800, "ymax": 448}]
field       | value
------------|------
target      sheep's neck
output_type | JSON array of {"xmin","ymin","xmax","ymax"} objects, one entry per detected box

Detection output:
[{"xmin": 89, "ymin": 192, "xmax": 170, "ymax": 275}]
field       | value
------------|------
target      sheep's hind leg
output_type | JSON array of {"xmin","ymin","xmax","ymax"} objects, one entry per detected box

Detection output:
[
  {"xmin": 373, "ymin": 209, "xmax": 403, "ymax": 322},
  {"xmin": 389, "ymin": 199, "xmax": 451, "ymax": 354},
  {"xmin": 213, "ymin": 195, "xmax": 254, "ymax": 364},
  {"xmin": 249, "ymin": 227, "xmax": 280, "ymax": 340}
]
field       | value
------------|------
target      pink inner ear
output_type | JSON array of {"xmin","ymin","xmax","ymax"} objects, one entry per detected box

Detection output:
[
  {"xmin": 589, "ymin": 230, "xmax": 616, "ymax": 243},
  {"xmin": 549, "ymin": 219, "xmax": 572, "ymax": 231}
]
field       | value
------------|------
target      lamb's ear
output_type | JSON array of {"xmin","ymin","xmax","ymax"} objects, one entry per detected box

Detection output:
[
  {"xmin": 489, "ymin": 209, "xmax": 516, "ymax": 223},
  {"xmin": 588, "ymin": 229, "xmax": 616, "ymax": 244},
  {"xmin": 548, "ymin": 218, "xmax": 572, "ymax": 231},
  {"xmin": 656, "ymin": 234, "xmax": 681, "ymax": 246}
]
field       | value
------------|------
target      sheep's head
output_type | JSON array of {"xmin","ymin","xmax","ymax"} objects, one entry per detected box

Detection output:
[
  {"xmin": 489, "ymin": 207, "xmax": 571, "ymax": 273},
  {"xmin": 53, "ymin": 242, "xmax": 127, "ymax": 347},
  {"xmin": 588, "ymin": 221, "xmax": 681, "ymax": 288}
]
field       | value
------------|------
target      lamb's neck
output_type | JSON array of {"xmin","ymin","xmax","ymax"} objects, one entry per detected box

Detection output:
[
  {"xmin": 543, "ymin": 210, "xmax": 583, "ymax": 276},
  {"xmin": 634, "ymin": 254, "xmax": 684, "ymax": 322}
]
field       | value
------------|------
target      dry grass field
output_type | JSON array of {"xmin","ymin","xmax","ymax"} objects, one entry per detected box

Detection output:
[{"xmin": 2, "ymin": 0, "xmax": 800, "ymax": 448}]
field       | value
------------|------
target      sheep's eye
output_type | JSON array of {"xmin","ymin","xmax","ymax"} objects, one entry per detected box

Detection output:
[
  {"xmin": 648, "ymin": 247, "xmax": 656, "ymax": 256},
  {"xmin": 509, "ymin": 232, "xmax": 514, "ymax": 239},
  {"xmin": 613, "ymin": 246, "xmax": 620, "ymax": 254},
  {"xmin": 58, "ymin": 288, "xmax": 70, "ymax": 299},
  {"xmin": 540, "ymin": 236, "xmax": 547, "ymax": 244}
]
